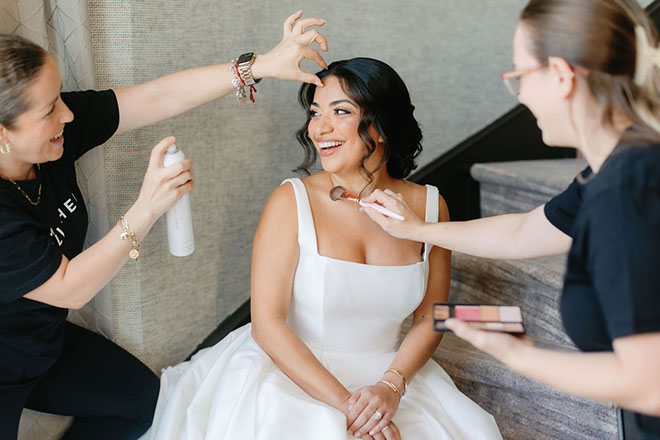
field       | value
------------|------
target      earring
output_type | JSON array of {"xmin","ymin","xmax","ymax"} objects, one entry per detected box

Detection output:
[{"xmin": 0, "ymin": 140, "xmax": 10, "ymax": 155}]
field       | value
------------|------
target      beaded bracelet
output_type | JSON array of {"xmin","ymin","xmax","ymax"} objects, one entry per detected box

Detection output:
[{"xmin": 118, "ymin": 216, "xmax": 141, "ymax": 260}]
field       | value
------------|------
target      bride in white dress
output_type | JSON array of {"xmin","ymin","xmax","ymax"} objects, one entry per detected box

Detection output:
[{"xmin": 146, "ymin": 58, "xmax": 502, "ymax": 440}]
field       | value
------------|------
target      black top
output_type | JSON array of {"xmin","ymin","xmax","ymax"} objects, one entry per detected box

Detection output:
[
  {"xmin": 545, "ymin": 143, "xmax": 660, "ymax": 438},
  {"xmin": 0, "ymin": 90, "xmax": 119, "ymax": 386}
]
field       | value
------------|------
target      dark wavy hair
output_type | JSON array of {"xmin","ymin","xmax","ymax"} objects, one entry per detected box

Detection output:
[{"xmin": 295, "ymin": 58, "xmax": 423, "ymax": 185}]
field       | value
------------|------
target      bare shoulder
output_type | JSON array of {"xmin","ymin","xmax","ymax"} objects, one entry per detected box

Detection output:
[
  {"xmin": 437, "ymin": 192, "xmax": 450, "ymax": 222},
  {"xmin": 266, "ymin": 180, "xmax": 297, "ymax": 210},
  {"xmin": 397, "ymin": 180, "xmax": 449, "ymax": 221},
  {"xmin": 258, "ymin": 181, "xmax": 297, "ymax": 233},
  {"xmin": 296, "ymin": 172, "xmax": 333, "ymax": 204},
  {"xmin": 300, "ymin": 172, "xmax": 327, "ymax": 191}
]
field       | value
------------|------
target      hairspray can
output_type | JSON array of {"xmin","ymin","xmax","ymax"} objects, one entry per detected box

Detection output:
[{"xmin": 163, "ymin": 144, "xmax": 195, "ymax": 256}]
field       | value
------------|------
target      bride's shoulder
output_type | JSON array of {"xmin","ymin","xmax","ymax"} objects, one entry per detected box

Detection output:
[
  {"xmin": 262, "ymin": 181, "xmax": 297, "ymax": 220},
  {"xmin": 397, "ymin": 180, "xmax": 449, "ymax": 221},
  {"xmin": 396, "ymin": 180, "xmax": 429, "ymax": 205}
]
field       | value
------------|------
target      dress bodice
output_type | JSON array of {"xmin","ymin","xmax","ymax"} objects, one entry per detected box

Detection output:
[
  {"xmin": 283, "ymin": 178, "xmax": 439, "ymax": 353},
  {"xmin": 150, "ymin": 179, "xmax": 502, "ymax": 440}
]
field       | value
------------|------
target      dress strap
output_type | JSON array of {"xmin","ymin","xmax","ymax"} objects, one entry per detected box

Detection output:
[
  {"xmin": 423, "ymin": 184, "xmax": 439, "ymax": 260},
  {"xmin": 281, "ymin": 178, "xmax": 318, "ymax": 253}
]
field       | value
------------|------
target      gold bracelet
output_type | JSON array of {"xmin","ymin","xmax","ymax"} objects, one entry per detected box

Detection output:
[
  {"xmin": 377, "ymin": 379, "xmax": 402, "ymax": 397},
  {"xmin": 118, "ymin": 216, "xmax": 141, "ymax": 260},
  {"xmin": 385, "ymin": 369, "xmax": 408, "ymax": 396}
]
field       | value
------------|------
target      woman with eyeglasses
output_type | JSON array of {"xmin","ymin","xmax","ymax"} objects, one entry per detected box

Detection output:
[{"xmin": 362, "ymin": 0, "xmax": 660, "ymax": 438}]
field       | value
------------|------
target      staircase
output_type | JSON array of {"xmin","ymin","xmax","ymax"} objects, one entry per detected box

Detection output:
[{"xmin": 430, "ymin": 159, "xmax": 618, "ymax": 440}]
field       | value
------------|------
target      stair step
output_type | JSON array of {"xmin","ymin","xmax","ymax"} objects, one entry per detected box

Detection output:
[
  {"xmin": 471, "ymin": 159, "xmax": 584, "ymax": 216},
  {"xmin": 427, "ymin": 253, "xmax": 618, "ymax": 439},
  {"xmin": 434, "ymin": 337, "xmax": 617, "ymax": 440},
  {"xmin": 450, "ymin": 253, "xmax": 572, "ymax": 350}
]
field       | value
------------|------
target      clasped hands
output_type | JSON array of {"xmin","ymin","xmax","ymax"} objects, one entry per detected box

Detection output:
[{"xmin": 339, "ymin": 382, "xmax": 402, "ymax": 440}]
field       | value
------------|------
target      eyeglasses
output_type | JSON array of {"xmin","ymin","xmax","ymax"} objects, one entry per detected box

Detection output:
[
  {"xmin": 500, "ymin": 61, "xmax": 591, "ymax": 96},
  {"xmin": 500, "ymin": 62, "xmax": 548, "ymax": 96}
]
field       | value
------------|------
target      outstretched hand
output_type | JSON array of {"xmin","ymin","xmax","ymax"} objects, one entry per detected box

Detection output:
[
  {"xmin": 360, "ymin": 189, "xmax": 424, "ymax": 241},
  {"xmin": 444, "ymin": 318, "xmax": 535, "ymax": 366},
  {"xmin": 253, "ymin": 10, "xmax": 328, "ymax": 86}
]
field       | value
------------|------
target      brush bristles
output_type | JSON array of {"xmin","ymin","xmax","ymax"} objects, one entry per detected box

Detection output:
[{"xmin": 329, "ymin": 186, "xmax": 346, "ymax": 201}]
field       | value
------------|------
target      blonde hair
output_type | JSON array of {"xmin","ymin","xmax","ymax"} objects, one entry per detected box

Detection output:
[{"xmin": 521, "ymin": 0, "xmax": 660, "ymax": 144}]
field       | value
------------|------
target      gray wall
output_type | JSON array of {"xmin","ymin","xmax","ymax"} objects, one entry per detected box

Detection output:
[{"xmin": 84, "ymin": 0, "xmax": 652, "ymax": 370}]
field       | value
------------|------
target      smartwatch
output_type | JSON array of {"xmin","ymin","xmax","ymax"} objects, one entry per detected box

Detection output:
[{"xmin": 236, "ymin": 52, "xmax": 262, "ymax": 85}]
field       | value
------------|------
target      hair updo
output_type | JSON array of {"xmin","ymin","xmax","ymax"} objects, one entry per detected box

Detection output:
[
  {"xmin": 520, "ymin": 0, "xmax": 660, "ymax": 142},
  {"xmin": 295, "ymin": 57, "xmax": 423, "ymax": 184}
]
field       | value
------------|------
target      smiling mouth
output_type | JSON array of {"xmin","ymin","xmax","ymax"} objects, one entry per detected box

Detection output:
[
  {"xmin": 50, "ymin": 129, "xmax": 64, "ymax": 143},
  {"xmin": 319, "ymin": 141, "xmax": 345, "ymax": 152}
]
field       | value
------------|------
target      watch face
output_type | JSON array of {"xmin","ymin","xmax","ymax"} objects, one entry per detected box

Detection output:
[{"xmin": 237, "ymin": 52, "xmax": 255, "ymax": 64}]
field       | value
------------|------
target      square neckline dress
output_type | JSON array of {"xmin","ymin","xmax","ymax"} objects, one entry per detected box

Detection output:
[{"xmin": 146, "ymin": 178, "xmax": 502, "ymax": 440}]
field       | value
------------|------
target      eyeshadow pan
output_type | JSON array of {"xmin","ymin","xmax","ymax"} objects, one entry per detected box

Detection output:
[
  {"xmin": 484, "ymin": 322, "xmax": 505, "ymax": 330},
  {"xmin": 433, "ymin": 303, "xmax": 525, "ymax": 334},
  {"xmin": 480, "ymin": 305, "xmax": 500, "ymax": 321},
  {"xmin": 499, "ymin": 306, "xmax": 522, "ymax": 322},
  {"xmin": 455, "ymin": 305, "xmax": 480, "ymax": 321},
  {"xmin": 434, "ymin": 305, "xmax": 450, "ymax": 320},
  {"xmin": 503, "ymin": 323, "xmax": 524, "ymax": 332}
]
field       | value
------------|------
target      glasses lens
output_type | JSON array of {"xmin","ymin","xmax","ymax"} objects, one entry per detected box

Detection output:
[{"xmin": 503, "ymin": 77, "xmax": 520, "ymax": 96}]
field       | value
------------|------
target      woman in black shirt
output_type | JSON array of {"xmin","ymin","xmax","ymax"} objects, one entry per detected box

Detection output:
[
  {"xmin": 0, "ymin": 12, "xmax": 328, "ymax": 440},
  {"xmin": 362, "ymin": 0, "xmax": 660, "ymax": 438}
]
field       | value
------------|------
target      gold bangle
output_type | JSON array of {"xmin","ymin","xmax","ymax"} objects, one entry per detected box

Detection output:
[
  {"xmin": 377, "ymin": 379, "xmax": 402, "ymax": 397},
  {"xmin": 385, "ymin": 369, "xmax": 408, "ymax": 396},
  {"xmin": 118, "ymin": 216, "xmax": 141, "ymax": 260}
]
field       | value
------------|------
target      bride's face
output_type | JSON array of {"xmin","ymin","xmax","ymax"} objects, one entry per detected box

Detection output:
[{"xmin": 307, "ymin": 75, "xmax": 383, "ymax": 175}]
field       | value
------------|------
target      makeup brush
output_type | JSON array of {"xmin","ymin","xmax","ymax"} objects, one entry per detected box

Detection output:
[{"xmin": 329, "ymin": 186, "xmax": 405, "ymax": 221}]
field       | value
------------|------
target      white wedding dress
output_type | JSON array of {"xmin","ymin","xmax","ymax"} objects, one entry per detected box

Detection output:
[{"xmin": 145, "ymin": 178, "xmax": 502, "ymax": 440}]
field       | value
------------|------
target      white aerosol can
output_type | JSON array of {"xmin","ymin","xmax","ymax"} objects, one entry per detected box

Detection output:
[{"xmin": 163, "ymin": 144, "xmax": 195, "ymax": 256}]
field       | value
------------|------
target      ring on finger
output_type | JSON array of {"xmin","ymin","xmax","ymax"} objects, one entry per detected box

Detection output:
[
  {"xmin": 382, "ymin": 424, "xmax": 391, "ymax": 432},
  {"xmin": 372, "ymin": 410, "xmax": 383, "ymax": 420}
]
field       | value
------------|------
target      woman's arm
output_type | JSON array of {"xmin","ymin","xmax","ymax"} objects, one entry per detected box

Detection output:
[
  {"xmin": 114, "ymin": 11, "xmax": 328, "ymax": 135},
  {"xmin": 447, "ymin": 320, "xmax": 660, "ymax": 416},
  {"xmin": 348, "ymin": 195, "xmax": 452, "ymax": 438},
  {"xmin": 24, "ymin": 137, "xmax": 191, "ymax": 309},
  {"xmin": 362, "ymin": 189, "xmax": 571, "ymax": 259},
  {"xmin": 250, "ymin": 183, "xmax": 351, "ymax": 412}
]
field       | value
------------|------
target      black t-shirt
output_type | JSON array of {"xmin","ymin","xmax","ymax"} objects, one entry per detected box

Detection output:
[
  {"xmin": 544, "ymin": 144, "xmax": 660, "ymax": 438},
  {"xmin": 0, "ymin": 90, "xmax": 119, "ymax": 386}
]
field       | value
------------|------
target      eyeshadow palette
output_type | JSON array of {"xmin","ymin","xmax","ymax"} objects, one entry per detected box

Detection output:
[{"xmin": 433, "ymin": 303, "xmax": 526, "ymax": 334}]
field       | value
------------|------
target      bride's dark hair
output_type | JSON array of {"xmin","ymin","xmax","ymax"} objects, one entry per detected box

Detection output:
[{"xmin": 295, "ymin": 57, "xmax": 423, "ymax": 184}]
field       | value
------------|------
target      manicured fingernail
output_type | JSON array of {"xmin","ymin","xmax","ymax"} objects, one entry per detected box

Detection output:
[
  {"xmin": 369, "ymin": 430, "xmax": 376, "ymax": 435},
  {"xmin": 315, "ymin": 81, "xmax": 323, "ymax": 87}
]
